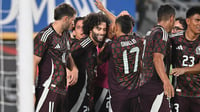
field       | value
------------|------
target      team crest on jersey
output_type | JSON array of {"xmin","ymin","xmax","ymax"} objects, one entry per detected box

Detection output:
[{"xmin": 196, "ymin": 46, "xmax": 200, "ymax": 55}]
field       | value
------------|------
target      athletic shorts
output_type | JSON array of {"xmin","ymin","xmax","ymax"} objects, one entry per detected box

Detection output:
[
  {"xmin": 35, "ymin": 87, "xmax": 67, "ymax": 112},
  {"xmin": 171, "ymin": 95, "xmax": 200, "ymax": 112},
  {"xmin": 94, "ymin": 87, "xmax": 112, "ymax": 112},
  {"xmin": 67, "ymin": 78, "xmax": 89, "ymax": 112},
  {"xmin": 110, "ymin": 92, "xmax": 140, "ymax": 112},
  {"xmin": 139, "ymin": 82, "xmax": 171, "ymax": 112}
]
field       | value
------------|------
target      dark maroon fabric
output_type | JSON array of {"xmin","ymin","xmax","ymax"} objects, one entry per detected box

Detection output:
[{"xmin": 170, "ymin": 33, "xmax": 200, "ymax": 97}]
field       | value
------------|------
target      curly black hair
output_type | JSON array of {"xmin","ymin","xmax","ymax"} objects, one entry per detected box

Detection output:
[{"xmin": 83, "ymin": 12, "xmax": 110, "ymax": 36}]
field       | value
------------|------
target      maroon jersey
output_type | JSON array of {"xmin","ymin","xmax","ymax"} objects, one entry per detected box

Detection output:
[
  {"xmin": 170, "ymin": 32, "xmax": 200, "ymax": 97},
  {"xmin": 70, "ymin": 36, "xmax": 97, "ymax": 110},
  {"xmin": 34, "ymin": 24, "xmax": 70, "ymax": 95},
  {"xmin": 140, "ymin": 25, "xmax": 171, "ymax": 87},
  {"xmin": 99, "ymin": 33, "xmax": 143, "ymax": 96}
]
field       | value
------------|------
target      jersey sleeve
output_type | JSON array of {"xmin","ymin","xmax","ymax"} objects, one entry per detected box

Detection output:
[
  {"xmin": 152, "ymin": 29, "xmax": 168, "ymax": 55},
  {"xmin": 71, "ymin": 37, "xmax": 95, "ymax": 57},
  {"xmin": 34, "ymin": 32, "xmax": 51, "ymax": 57}
]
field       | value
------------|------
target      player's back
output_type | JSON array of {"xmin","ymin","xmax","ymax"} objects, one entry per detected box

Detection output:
[{"xmin": 111, "ymin": 33, "xmax": 143, "ymax": 90}]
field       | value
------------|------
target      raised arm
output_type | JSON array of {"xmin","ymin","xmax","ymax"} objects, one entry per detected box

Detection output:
[{"xmin": 95, "ymin": 0, "xmax": 116, "ymax": 23}]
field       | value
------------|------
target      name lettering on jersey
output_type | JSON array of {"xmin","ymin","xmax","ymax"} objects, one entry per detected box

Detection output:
[
  {"xmin": 196, "ymin": 46, "xmax": 200, "ymax": 55},
  {"xmin": 55, "ymin": 44, "xmax": 61, "ymax": 49},
  {"xmin": 120, "ymin": 39, "xmax": 136, "ymax": 47},
  {"xmin": 40, "ymin": 27, "xmax": 53, "ymax": 42},
  {"xmin": 176, "ymin": 45, "xmax": 183, "ymax": 50}
]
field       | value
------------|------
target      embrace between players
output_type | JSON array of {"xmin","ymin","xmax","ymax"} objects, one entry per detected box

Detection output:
[{"xmin": 33, "ymin": 0, "xmax": 200, "ymax": 112}]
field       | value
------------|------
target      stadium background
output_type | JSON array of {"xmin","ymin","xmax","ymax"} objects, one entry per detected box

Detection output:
[{"xmin": 0, "ymin": 0, "xmax": 200, "ymax": 112}]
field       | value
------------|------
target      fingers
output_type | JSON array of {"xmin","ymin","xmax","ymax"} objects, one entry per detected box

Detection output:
[
  {"xmin": 95, "ymin": 0, "xmax": 104, "ymax": 11},
  {"xmin": 164, "ymin": 84, "xmax": 174, "ymax": 98},
  {"xmin": 171, "ymin": 68, "xmax": 183, "ymax": 76},
  {"xmin": 67, "ymin": 70, "xmax": 78, "ymax": 86}
]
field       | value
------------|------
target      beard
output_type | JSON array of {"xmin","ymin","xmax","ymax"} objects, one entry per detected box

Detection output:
[{"xmin": 91, "ymin": 31, "xmax": 105, "ymax": 43}]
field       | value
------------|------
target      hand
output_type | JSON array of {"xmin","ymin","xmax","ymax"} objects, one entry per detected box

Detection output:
[
  {"xmin": 170, "ymin": 68, "xmax": 186, "ymax": 76},
  {"xmin": 95, "ymin": 0, "xmax": 105, "ymax": 11},
  {"xmin": 117, "ymin": 10, "xmax": 130, "ymax": 17},
  {"xmin": 163, "ymin": 80, "xmax": 174, "ymax": 98},
  {"xmin": 67, "ymin": 68, "xmax": 78, "ymax": 86}
]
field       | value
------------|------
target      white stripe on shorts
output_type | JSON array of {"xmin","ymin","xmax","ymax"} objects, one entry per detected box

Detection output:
[
  {"xmin": 70, "ymin": 71, "xmax": 88, "ymax": 112},
  {"xmin": 150, "ymin": 92, "xmax": 164, "ymax": 112},
  {"xmin": 36, "ymin": 60, "xmax": 54, "ymax": 112},
  {"xmin": 95, "ymin": 88, "xmax": 108, "ymax": 112}
]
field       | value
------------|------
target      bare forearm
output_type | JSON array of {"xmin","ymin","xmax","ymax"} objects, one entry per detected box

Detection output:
[
  {"xmin": 153, "ymin": 56, "xmax": 169, "ymax": 83},
  {"xmin": 68, "ymin": 54, "xmax": 77, "ymax": 71}
]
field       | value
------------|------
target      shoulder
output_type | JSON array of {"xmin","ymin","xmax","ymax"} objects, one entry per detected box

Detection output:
[
  {"xmin": 35, "ymin": 25, "xmax": 54, "ymax": 42},
  {"xmin": 170, "ymin": 31, "xmax": 184, "ymax": 38}
]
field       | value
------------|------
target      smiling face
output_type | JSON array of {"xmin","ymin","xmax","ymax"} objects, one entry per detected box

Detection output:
[
  {"xmin": 62, "ymin": 15, "xmax": 76, "ymax": 31},
  {"xmin": 186, "ymin": 14, "xmax": 200, "ymax": 35},
  {"xmin": 90, "ymin": 22, "xmax": 107, "ymax": 43}
]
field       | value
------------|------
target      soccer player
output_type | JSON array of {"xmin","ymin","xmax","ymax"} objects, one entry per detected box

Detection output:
[
  {"xmin": 139, "ymin": 4, "xmax": 175, "ymax": 112},
  {"xmin": 171, "ymin": 17, "xmax": 187, "ymax": 34},
  {"xmin": 71, "ymin": 16, "xmax": 85, "ymax": 40},
  {"xmin": 170, "ymin": 6, "xmax": 200, "ymax": 112},
  {"xmin": 98, "ymin": 13, "xmax": 143, "ymax": 112},
  {"xmin": 33, "ymin": 3, "xmax": 78, "ymax": 112},
  {"xmin": 68, "ymin": 12, "xmax": 110, "ymax": 112}
]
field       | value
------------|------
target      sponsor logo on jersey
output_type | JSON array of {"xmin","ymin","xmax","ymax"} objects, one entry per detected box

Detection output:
[
  {"xmin": 176, "ymin": 45, "xmax": 183, "ymax": 50},
  {"xmin": 195, "ymin": 46, "xmax": 200, "ymax": 55},
  {"xmin": 55, "ymin": 44, "xmax": 60, "ymax": 49}
]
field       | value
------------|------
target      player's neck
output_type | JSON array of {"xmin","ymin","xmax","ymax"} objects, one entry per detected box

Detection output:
[
  {"xmin": 157, "ymin": 21, "xmax": 170, "ymax": 33},
  {"xmin": 52, "ymin": 22, "xmax": 63, "ymax": 36},
  {"xmin": 185, "ymin": 29, "xmax": 199, "ymax": 41}
]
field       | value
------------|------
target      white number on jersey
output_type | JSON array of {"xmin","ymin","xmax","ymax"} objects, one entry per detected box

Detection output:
[
  {"xmin": 182, "ymin": 55, "xmax": 195, "ymax": 67},
  {"xmin": 123, "ymin": 47, "xmax": 140, "ymax": 74}
]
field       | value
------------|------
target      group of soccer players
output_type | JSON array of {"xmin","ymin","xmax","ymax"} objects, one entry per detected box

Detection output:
[{"xmin": 33, "ymin": 0, "xmax": 200, "ymax": 111}]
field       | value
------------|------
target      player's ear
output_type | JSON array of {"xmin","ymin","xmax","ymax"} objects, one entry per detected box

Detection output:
[
  {"xmin": 186, "ymin": 18, "xmax": 190, "ymax": 26},
  {"xmin": 62, "ymin": 16, "xmax": 68, "ymax": 22}
]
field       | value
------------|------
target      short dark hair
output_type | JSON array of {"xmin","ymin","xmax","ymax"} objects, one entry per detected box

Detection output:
[
  {"xmin": 186, "ymin": 6, "xmax": 200, "ymax": 18},
  {"xmin": 176, "ymin": 17, "xmax": 187, "ymax": 30},
  {"xmin": 72, "ymin": 17, "xmax": 85, "ymax": 31},
  {"xmin": 54, "ymin": 3, "xmax": 76, "ymax": 20},
  {"xmin": 115, "ymin": 15, "xmax": 135, "ymax": 34},
  {"xmin": 157, "ymin": 4, "xmax": 175, "ymax": 22},
  {"xmin": 83, "ymin": 12, "xmax": 110, "ymax": 36}
]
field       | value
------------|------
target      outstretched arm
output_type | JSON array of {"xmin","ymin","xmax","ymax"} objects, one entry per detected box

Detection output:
[
  {"xmin": 95, "ymin": 0, "xmax": 116, "ymax": 23},
  {"xmin": 171, "ymin": 62, "xmax": 200, "ymax": 76}
]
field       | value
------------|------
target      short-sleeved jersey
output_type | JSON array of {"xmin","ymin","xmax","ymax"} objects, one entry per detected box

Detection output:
[
  {"xmin": 170, "ymin": 32, "xmax": 200, "ymax": 97},
  {"xmin": 34, "ymin": 24, "xmax": 70, "ymax": 95},
  {"xmin": 71, "ymin": 37, "xmax": 97, "ymax": 105},
  {"xmin": 140, "ymin": 25, "xmax": 171, "ymax": 87},
  {"xmin": 71, "ymin": 37, "xmax": 97, "ymax": 82},
  {"xmin": 99, "ymin": 33, "xmax": 143, "ymax": 96}
]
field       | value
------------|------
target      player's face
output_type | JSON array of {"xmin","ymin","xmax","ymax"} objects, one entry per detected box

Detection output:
[
  {"xmin": 171, "ymin": 20, "xmax": 184, "ymax": 34},
  {"xmin": 91, "ymin": 22, "xmax": 107, "ymax": 43},
  {"xmin": 187, "ymin": 14, "xmax": 200, "ymax": 34},
  {"xmin": 73, "ymin": 20, "xmax": 85, "ymax": 40},
  {"xmin": 63, "ymin": 15, "xmax": 76, "ymax": 31},
  {"xmin": 168, "ymin": 15, "xmax": 175, "ymax": 33}
]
